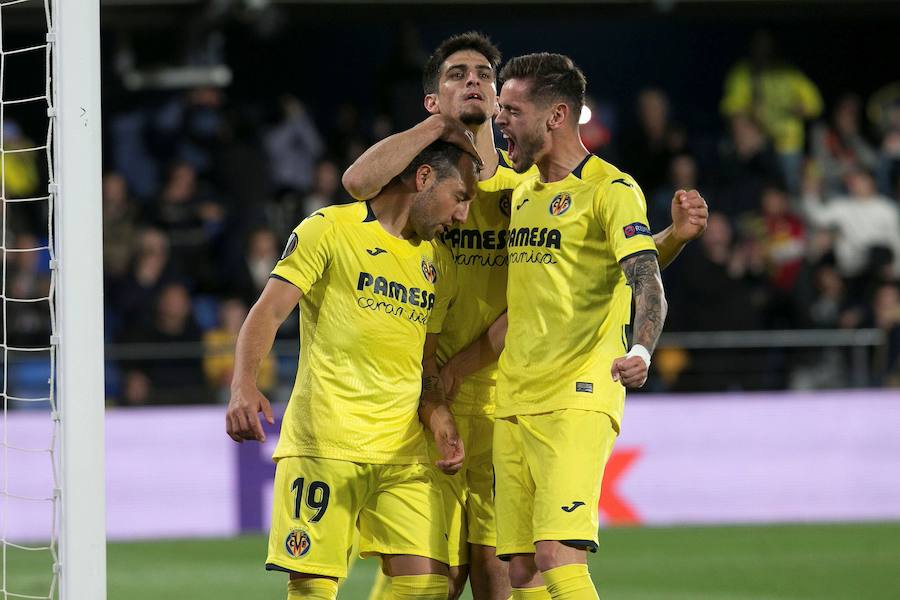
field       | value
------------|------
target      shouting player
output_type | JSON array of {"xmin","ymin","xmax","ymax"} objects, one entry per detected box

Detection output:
[
  {"xmin": 493, "ymin": 52, "xmax": 666, "ymax": 600},
  {"xmin": 344, "ymin": 33, "xmax": 707, "ymax": 600},
  {"xmin": 226, "ymin": 140, "xmax": 479, "ymax": 600}
]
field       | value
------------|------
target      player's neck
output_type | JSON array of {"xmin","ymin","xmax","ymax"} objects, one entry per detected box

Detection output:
[
  {"xmin": 537, "ymin": 131, "xmax": 590, "ymax": 184},
  {"xmin": 471, "ymin": 122, "xmax": 499, "ymax": 180},
  {"xmin": 370, "ymin": 189, "xmax": 416, "ymax": 239}
]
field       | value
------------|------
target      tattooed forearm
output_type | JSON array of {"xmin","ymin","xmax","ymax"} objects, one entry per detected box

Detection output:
[
  {"xmin": 423, "ymin": 375, "xmax": 442, "ymax": 395},
  {"xmin": 620, "ymin": 251, "xmax": 668, "ymax": 353}
]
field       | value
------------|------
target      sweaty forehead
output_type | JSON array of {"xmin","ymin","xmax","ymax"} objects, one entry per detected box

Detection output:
[{"xmin": 442, "ymin": 49, "xmax": 493, "ymax": 73}]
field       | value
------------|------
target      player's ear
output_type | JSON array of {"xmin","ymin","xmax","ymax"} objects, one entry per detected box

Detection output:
[
  {"xmin": 415, "ymin": 164, "xmax": 434, "ymax": 191},
  {"xmin": 424, "ymin": 93, "xmax": 439, "ymax": 115},
  {"xmin": 547, "ymin": 102, "xmax": 568, "ymax": 131}
]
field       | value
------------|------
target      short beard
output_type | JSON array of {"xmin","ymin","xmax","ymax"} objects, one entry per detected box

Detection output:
[
  {"xmin": 409, "ymin": 186, "xmax": 438, "ymax": 241},
  {"xmin": 459, "ymin": 107, "xmax": 489, "ymax": 126}
]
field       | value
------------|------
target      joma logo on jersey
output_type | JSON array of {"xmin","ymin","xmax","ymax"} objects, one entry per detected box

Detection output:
[
  {"xmin": 442, "ymin": 228, "xmax": 508, "ymax": 250},
  {"xmin": 507, "ymin": 227, "xmax": 562, "ymax": 250},
  {"xmin": 284, "ymin": 529, "xmax": 311, "ymax": 558},
  {"xmin": 357, "ymin": 272, "xmax": 435, "ymax": 310},
  {"xmin": 549, "ymin": 192, "xmax": 572, "ymax": 216},
  {"xmin": 421, "ymin": 258, "xmax": 438, "ymax": 284}
]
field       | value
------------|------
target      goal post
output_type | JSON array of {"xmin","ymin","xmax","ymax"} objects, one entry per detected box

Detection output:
[{"xmin": 53, "ymin": 0, "xmax": 106, "ymax": 598}]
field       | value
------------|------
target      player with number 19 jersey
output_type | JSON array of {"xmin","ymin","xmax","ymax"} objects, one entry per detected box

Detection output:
[{"xmin": 265, "ymin": 200, "xmax": 457, "ymax": 578}]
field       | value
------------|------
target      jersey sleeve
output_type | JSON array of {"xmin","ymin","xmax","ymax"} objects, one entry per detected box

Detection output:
[
  {"xmin": 427, "ymin": 242, "xmax": 458, "ymax": 335},
  {"xmin": 596, "ymin": 176, "xmax": 658, "ymax": 263},
  {"xmin": 271, "ymin": 212, "xmax": 335, "ymax": 294}
]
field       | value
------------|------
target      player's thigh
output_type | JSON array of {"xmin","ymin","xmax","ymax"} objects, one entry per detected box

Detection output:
[
  {"xmin": 465, "ymin": 412, "xmax": 497, "ymax": 548},
  {"xmin": 493, "ymin": 416, "xmax": 535, "ymax": 558},
  {"xmin": 266, "ymin": 456, "xmax": 365, "ymax": 578},
  {"xmin": 358, "ymin": 462, "xmax": 449, "ymax": 566},
  {"xmin": 520, "ymin": 410, "xmax": 617, "ymax": 549}
]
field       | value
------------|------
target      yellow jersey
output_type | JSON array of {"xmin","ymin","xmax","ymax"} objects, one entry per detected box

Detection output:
[
  {"xmin": 436, "ymin": 150, "xmax": 536, "ymax": 414},
  {"xmin": 497, "ymin": 154, "xmax": 657, "ymax": 427},
  {"xmin": 271, "ymin": 201, "xmax": 456, "ymax": 464}
]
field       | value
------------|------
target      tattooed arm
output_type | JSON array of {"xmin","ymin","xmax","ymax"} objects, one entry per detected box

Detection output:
[
  {"xmin": 419, "ymin": 333, "xmax": 464, "ymax": 474},
  {"xmin": 611, "ymin": 251, "xmax": 668, "ymax": 388}
]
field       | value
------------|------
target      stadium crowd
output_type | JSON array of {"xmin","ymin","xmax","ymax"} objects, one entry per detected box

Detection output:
[{"xmin": 4, "ymin": 30, "xmax": 900, "ymax": 405}]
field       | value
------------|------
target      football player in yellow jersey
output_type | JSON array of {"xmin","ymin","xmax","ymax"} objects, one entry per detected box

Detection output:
[
  {"xmin": 345, "ymin": 33, "xmax": 707, "ymax": 600},
  {"xmin": 225, "ymin": 140, "xmax": 480, "ymax": 600},
  {"xmin": 490, "ymin": 53, "xmax": 673, "ymax": 600}
]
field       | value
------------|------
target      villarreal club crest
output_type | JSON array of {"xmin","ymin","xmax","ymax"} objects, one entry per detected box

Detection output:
[
  {"xmin": 549, "ymin": 192, "xmax": 572, "ymax": 216},
  {"xmin": 420, "ymin": 258, "xmax": 438, "ymax": 284},
  {"xmin": 285, "ymin": 529, "xmax": 311, "ymax": 558}
]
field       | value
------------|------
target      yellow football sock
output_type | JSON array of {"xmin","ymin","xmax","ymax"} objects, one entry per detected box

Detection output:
[
  {"xmin": 542, "ymin": 564, "xmax": 598, "ymax": 600},
  {"xmin": 390, "ymin": 574, "xmax": 448, "ymax": 600},
  {"xmin": 511, "ymin": 586, "xmax": 552, "ymax": 599},
  {"xmin": 287, "ymin": 577, "xmax": 338, "ymax": 600},
  {"xmin": 368, "ymin": 570, "xmax": 393, "ymax": 600}
]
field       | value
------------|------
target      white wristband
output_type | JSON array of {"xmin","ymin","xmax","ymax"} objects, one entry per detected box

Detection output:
[{"xmin": 626, "ymin": 344, "xmax": 651, "ymax": 368}]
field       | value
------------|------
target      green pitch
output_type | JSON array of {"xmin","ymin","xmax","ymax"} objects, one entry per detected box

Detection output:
[{"xmin": 8, "ymin": 523, "xmax": 900, "ymax": 599}]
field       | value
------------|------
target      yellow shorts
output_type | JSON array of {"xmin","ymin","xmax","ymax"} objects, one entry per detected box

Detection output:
[
  {"xmin": 265, "ymin": 455, "xmax": 448, "ymax": 578},
  {"xmin": 493, "ymin": 409, "xmax": 617, "ymax": 558},
  {"xmin": 428, "ymin": 382, "xmax": 497, "ymax": 566}
]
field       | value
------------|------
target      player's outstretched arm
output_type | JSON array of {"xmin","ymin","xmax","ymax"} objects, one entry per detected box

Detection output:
[
  {"xmin": 419, "ymin": 334, "xmax": 465, "ymax": 475},
  {"xmin": 342, "ymin": 114, "xmax": 480, "ymax": 200},
  {"xmin": 652, "ymin": 189, "xmax": 708, "ymax": 269},
  {"xmin": 439, "ymin": 312, "xmax": 507, "ymax": 400},
  {"xmin": 612, "ymin": 252, "xmax": 668, "ymax": 388},
  {"xmin": 226, "ymin": 277, "xmax": 301, "ymax": 443}
]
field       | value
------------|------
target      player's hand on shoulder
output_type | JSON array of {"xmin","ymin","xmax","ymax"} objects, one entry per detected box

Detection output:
[
  {"xmin": 610, "ymin": 355, "xmax": 650, "ymax": 389},
  {"xmin": 671, "ymin": 189, "xmax": 708, "ymax": 242},
  {"xmin": 432, "ymin": 114, "xmax": 483, "ymax": 169},
  {"xmin": 226, "ymin": 383, "xmax": 274, "ymax": 443}
]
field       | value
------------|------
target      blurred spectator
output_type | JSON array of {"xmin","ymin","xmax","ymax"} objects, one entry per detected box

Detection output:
[
  {"xmin": 148, "ymin": 161, "xmax": 226, "ymax": 287},
  {"xmin": 674, "ymin": 212, "xmax": 766, "ymax": 332},
  {"xmin": 621, "ymin": 88, "xmax": 688, "ymax": 194},
  {"xmin": 6, "ymin": 233, "xmax": 51, "ymax": 348},
  {"xmin": 151, "ymin": 87, "xmax": 225, "ymax": 175},
  {"xmin": 745, "ymin": 186, "xmax": 807, "ymax": 327},
  {"xmin": 811, "ymin": 94, "xmax": 879, "ymax": 195},
  {"xmin": 649, "ymin": 153, "xmax": 699, "ymax": 233},
  {"xmin": 109, "ymin": 228, "xmax": 183, "ymax": 331},
  {"xmin": 302, "ymin": 159, "xmax": 344, "ymax": 215},
  {"xmin": 867, "ymin": 82, "xmax": 900, "ymax": 198},
  {"xmin": 720, "ymin": 30, "xmax": 823, "ymax": 193},
  {"xmin": 119, "ymin": 282, "xmax": 210, "ymax": 405},
  {"xmin": 714, "ymin": 115, "xmax": 782, "ymax": 219},
  {"xmin": 203, "ymin": 298, "xmax": 276, "ymax": 402},
  {"xmin": 870, "ymin": 283, "xmax": 900, "ymax": 385},
  {"xmin": 802, "ymin": 169, "xmax": 900, "ymax": 280},
  {"xmin": 231, "ymin": 227, "xmax": 280, "ymax": 306},
  {"xmin": 2, "ymin": 121, "xmax": 40, "ymax": 199},
  {"xmin": 376, "ymin": 22, "xmax": 427, "ymax": 132},
  {"xmin": 103, "ymin": 172, "xmax": 140, "ymax": 279},
  {"xmin": 264, "ymin": 94, "xmax": 323, "ymax": 196}
]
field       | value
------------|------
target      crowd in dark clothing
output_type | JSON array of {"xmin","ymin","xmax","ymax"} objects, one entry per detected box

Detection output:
[{"xmin": 4, "ymin": 32, "xmax": 900, "ymax": 406}]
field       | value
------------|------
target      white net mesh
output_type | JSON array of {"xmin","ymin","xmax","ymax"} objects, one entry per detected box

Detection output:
[{"xmin": 0, "ymin": 0, "xmax": 58, "ymax": 598}]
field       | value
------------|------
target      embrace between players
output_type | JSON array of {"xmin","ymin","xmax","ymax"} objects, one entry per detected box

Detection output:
[{"xmin": 226, "ymin": 32, "xmax": 708, "ymax": 600}]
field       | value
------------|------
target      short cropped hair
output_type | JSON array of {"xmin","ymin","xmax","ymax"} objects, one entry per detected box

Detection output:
[
  {"xmin": 499, "ymin": 52, "xmax": 586, "ymax": 114},
  {"xmin": 422, "ymin": 32, "xmax": 502, "ymax": 95},
  {"xmin": 400, "ymin": 140, "xmax": 476, "ymax": 181}
]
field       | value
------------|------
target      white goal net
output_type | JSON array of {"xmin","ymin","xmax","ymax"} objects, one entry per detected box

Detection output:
[{"xmin": 1, "ymin": 1, "xmax": 104, "ymax": 599}]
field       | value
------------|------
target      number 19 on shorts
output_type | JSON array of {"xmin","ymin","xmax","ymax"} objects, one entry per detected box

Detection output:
[{"xmin": 292, "ymin": 477, "xmax": 331, "ymax": 523}]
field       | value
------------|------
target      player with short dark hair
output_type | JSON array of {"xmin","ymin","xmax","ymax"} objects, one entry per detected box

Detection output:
[
  {"xmin": 226, "ymin": 140, "xmax": 479, "ymax": 600},
  {"xmin": 346, "ymin": 35, "xmax": 707, "ymax": 600},
  {"xmin": 492, "ymin": 52, "xmax": 669, "ymax": 600}
]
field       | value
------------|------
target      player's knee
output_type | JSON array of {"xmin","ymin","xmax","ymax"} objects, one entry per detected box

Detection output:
[
  {"xmin": 448, "ymin": 565, "xmax": 469, "ymax": 600},
  {"xmin": 534, "ymin": 541, "xmax": 585, "ymax": 573},
  {"xmin": 507, "ymin": 555, "xmax": 540, "ymax": 588}
]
